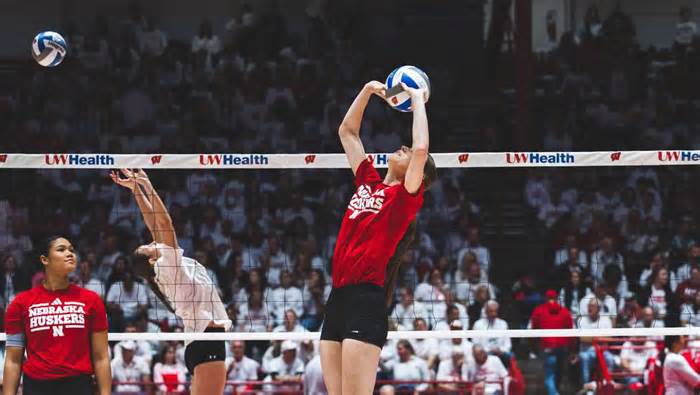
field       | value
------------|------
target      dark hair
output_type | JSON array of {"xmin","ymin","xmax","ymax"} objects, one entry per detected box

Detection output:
[
  {"xmin": 383, "ymin": 154, "xmax": 437, "ymax": 307},
  {"xmin": 42, "ymin": 235, "xmax": 66, "ymax": 256},
  {"xmin": 665, "ymin": 335, "xmax": 682, "ymax": 352},
  {"xmin": 396, "ymin": 339, "xmax": 415, "ymax": 355},
  {"xmin": 384, "ymin": 221, "xmax": 417, "ymax": 307},
  {"xmin": 133, "ymin": 251, "xmax": 175, "ymax": 313},
  {"xmin": 423, "ymin": 154, "xmax": 437, "ymax": 191}
]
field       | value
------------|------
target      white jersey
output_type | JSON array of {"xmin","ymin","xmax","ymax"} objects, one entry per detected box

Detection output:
[
  {"xmin": 154, "ymin": 244, "xmax": 231, "ymax": 341},
  {"xmin": 664, "ymin": 352, "xmax": 700, "ymax": 395}
]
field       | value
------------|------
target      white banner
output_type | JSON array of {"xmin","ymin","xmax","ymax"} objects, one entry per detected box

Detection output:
[{"xmin": 0, "ymin": 151, "xmax": 699, "ymax": 169}]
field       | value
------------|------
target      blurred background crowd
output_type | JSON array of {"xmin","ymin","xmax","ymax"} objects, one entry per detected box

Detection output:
[{"xmin": 2, "ymin": 0, "xmax": 700, "ymax": 393}]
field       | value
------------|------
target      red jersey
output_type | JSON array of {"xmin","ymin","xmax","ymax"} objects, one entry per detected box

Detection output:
[
  {"xmin": 5, "ymin": 284, "xmax": 108, "ymax": 380},
  {"xmin": 332, "ymin": 159, "xmax": 424, "ymax": 288}
]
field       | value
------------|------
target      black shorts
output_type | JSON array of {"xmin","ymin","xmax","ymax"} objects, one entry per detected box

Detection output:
[
  {"xmin": 185, "ymin": 327, "xmax": 226, "ymax": 374},
  {"xmin": 320, "ymin": 283, "xmax": 388, "ymax": 349},
  {"xmin": 23, "ymin": 374, "xmax": 93, "ymax": 395}
]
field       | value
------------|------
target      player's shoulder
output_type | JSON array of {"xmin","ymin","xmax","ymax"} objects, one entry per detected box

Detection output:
[{"xmin": 11, "ymin": 285, "xmax": 43, "ymax": 304}]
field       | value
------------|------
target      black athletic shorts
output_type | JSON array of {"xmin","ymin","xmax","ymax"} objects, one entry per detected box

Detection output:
[
  {"xmin": 185, "ymin": 327, "xmax": 226, "ymax": 374},
  {"xmin": 23, "ymin": 374, "xmax": 93, "ymax": 395},
  {"xmin": 320, "ymin": 283, "xmax": 388, "ymax": 349}
]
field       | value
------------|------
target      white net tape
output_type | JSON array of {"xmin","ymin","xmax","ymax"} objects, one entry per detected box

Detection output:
[
  {"xmin": 0, "ymin": 327, "xmax": 695, "ymax": 342},
  {"xmin": 2, "ymin": 151, "xmax": 698, "ymax": 343},
  {"xmin": 0, "ymin": 150, "xmax": 697, "ymax": 168}
]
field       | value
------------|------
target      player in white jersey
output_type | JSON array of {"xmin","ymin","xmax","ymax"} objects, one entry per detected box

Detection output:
[{"xmin": 111, "ymin": 169, "xmax": 231, "ymax": 395}]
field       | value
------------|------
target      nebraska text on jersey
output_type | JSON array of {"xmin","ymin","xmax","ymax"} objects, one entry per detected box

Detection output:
[
  {"xmin": 348, "ymin": 186, "xmax": 385, "ymax": 219},
  {"xmin": 28, "ymin": 299, "xmax": 86, "ymax": 333}
]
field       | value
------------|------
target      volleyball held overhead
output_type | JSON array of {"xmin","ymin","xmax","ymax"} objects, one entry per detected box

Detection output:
[{"xmin": 385, "ymin": 65, "xmax": 431, "ymax": 112}]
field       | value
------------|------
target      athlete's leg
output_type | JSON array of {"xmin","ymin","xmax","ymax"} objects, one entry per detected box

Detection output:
[
  {"xmin": 321, "ymin": 340, "xmax": 343, "ymax": 395},
  {"xmin": 341, "ymin": 339, "xmax": 381, "ymax": 395},
  {"xmin": 191, "ymin": 360, "xmax": 226, "ymax": 395}
]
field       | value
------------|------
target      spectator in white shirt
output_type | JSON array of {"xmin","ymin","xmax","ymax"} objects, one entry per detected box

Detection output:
[
  {"xmin": 675, "ymin": 6, "xmax": 697, "ymax": 47},
  {"xmin": 303, "ymin": 354, "xmax": 327, "ymax": 395},
  {"xmin": 281, "ymin": 192, "xmax": 315, "ymax": 227},
  {"xmin": 436, "ymin": 346, "xmax": 468, "ymax": 392},
  {"xmin": 620, "ymin": 339, "xmax": 657, "ymax": 384},
  {"xmin": 554, "ymin": 237, "xmax": 588, "ymax": 267},
  {"xmin": 109, "ymin": 189, "xmax": 140, "ymax": 232},
  {"xmin": 465, "ymin": 345, "xmax": 509, "ymax": 395},
  {"xmin": 191, "ymin": 19, "xmax": 221, "ymax": 73},
  {"xmin": 472, "ymin": 301, "xmax": 512, "ymax": 365},
  {"xmin": 139, "ymin": 16, "xmax": 168, "ymax": 57},
  {"xmin": 265, "ymin": 340, "xmax": 304, "ymax": 391},
  {"xmin": 676, "ymin": 245, "xmax": 700, "ymax": 284},
  {"xmin": 264, "ymin": 237, "xmax": 291, "ymax": 286},
  {"xmin": 392, "ymin": 340, "xmax": 431, "ymax": 393},
  {"xmin": 113, "ymin": 323, "xmax": 155, "ymax": 367},
  {"xmin": 111, "ymin": 341, "xmax": 151, "ymax": 393},
  {"xmin": 273, "ymin": 309, "xmax": 308, "ymax": 334},
  {"xmin": 414, "ymin": 268, "xmax": 446, "ymax": 328},
  {"xmin": 681, "ymin": 292, "xmax": 700, "ymax": 327},
  {"xmin": 663, "ymin": 335, "xmax": 700, "ymax": 395},
  {"xmin": 434, "ymin": 304, "xmax": 469, "ymax": 333},
  {"xmin": 226, "ymin": 340, "xmax": 260, "ymax": 393},
  {"xmin": 439, "ymin": 321, "xmax": 474, "ymax": 367},
  {"xmin": 525, "ymin": 172, "xmax": 550, "ymax": 209},
  {"xmin": 579, "ymin": 285, "xmax": 618, "ymax": 325},
  {"xmin": 589, "ymin": 237, "xmax": 624, "ymax": 285},
  {"xmin": 391, "ymin": 287, "xmax": 428, "ymax": 330},
  {"xmin": 410, "ymin": 318, "xmax": 440, "ymax": 370},
  {"xmin": 559, "ymin": 269, "xmax": 592, "ymax": 319},
  {"xmin": 238, "ymin": 290, "xmax": 273, "ymax": 332},
  {"xmin": 153, "ymin": 345, "xmax": 187, "ymax": 394},
  {"xmin": 456, "ymin": 227, "xmax": 491, "ymax": 275},
  {"xmin": 75, "ymin": 259, "xmax": 106, "ymax": 297},
  {"xmin": 106, "ymin": 270, "xmax": 149, "ymax": 327},
  {"xmin": 454, "ymin": 262, "xmax": 496, "ymax": 307},
  {"xmin": 576, "ymin": 298, "xmax": 614, "ymax": 386},
  {"xmin": 266, "ymin": 270, "xmax": 304, "ymax": 325},
  {"xmin": 538, "ymin": 189, "xmax": 570, "ymax": 229}
]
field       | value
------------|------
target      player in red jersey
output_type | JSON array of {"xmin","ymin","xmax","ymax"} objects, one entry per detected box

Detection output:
[
  {"xmin": 320, "ymin": 81, "xmax": 437, "ymax": 395},
  {"xmin": 3, "ymin": 236, "xmax": 111, "ymax": 395}
]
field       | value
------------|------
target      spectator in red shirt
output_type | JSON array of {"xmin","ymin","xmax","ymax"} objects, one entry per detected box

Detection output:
[
  {"xmin": 3, "ymin": 236, "xmax": 111, "ymax": 395},
  {"xmin": 676, "ymin": 264, "xmax": 700, "ymax": 304},
  {"xmin": 530, "ymin": 289, "xmax": 574, "ymax": 395}
]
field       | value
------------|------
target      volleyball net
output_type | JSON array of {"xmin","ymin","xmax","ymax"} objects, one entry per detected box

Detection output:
[{"xmin": 2, "ymin": 150, "xmax": 700, "ymax": 393}]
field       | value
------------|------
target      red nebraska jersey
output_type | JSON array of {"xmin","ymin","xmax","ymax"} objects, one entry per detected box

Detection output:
[
  {"xmin": 332, "ymin": 159, "xmax": 424, "ymax": 288},
  {"xmin": 5, "ymin": 284, "xmax": 108, "ymax": 379}
]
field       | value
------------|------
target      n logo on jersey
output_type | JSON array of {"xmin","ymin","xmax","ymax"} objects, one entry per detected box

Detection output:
[
  {"xmin": 52, "ymin": 326, "xmax": 64, "ymax": 337},
  {"xmin": 348, "ymin": 185, "xmax": 385, "ymax": 219}
]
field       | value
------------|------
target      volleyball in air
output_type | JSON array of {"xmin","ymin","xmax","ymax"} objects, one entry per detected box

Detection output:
[
  {"xmin": 32, "ymin": 31, "xmax": 67, "ymax": 67},
  {"xmin": 385, "ymin": 65, "xmax": 431, "ymax": 112}
]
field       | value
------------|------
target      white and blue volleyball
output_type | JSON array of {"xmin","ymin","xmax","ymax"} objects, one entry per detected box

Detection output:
[
  {"xmin": 32, "ymin": 31, "xmax": 67, "ymax": 67},
  {"xmin": 385, "ymin": 65, "xmax": 431, "ymax": 112}
]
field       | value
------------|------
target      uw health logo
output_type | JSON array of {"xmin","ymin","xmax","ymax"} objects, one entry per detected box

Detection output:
[
  {"xmin": 28, "ymin": 298, "xmax": 86, "ymax": 337},
  {"xmin": 150, "ymin": 155, "xmax": 163, "ymax": 165},
  {"xmin": 305, "ymin": 155, "xmax": 316, "ymax": 164},
  {"xmin": 348, "ymin": 185, "xmax": 385, "ymax": 219},
  {"xmin": 610, "ymin": 152, "xmax": 622, "ymax": 162},
  {"xmin": 458, "ymin": 154, "xmax": 469, "ymax": 164}
]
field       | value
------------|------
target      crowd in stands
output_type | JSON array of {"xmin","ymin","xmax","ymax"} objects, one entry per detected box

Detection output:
[{"xmin": 1, "ymin": 1, "xmax": 700, "ymax": 393}]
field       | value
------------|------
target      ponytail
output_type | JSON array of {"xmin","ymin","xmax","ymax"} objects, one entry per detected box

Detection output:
[
  {"xmin": 133, "ymin": 252, "xmax": 176, "ymax": 314},
  {"xmin": 383, "ymin": 153, "xmax": 437, "ymax": 307},
  {"xmin": 384, "ymin": 221, "xmax": 418, "ymax": 307}
]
